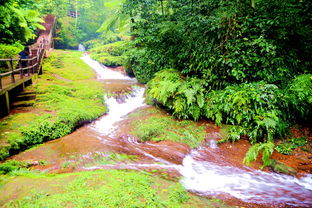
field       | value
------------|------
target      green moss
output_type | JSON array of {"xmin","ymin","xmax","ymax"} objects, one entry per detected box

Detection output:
[
  {"xmin": 90, "ymin": 53, "xmax": 125, "ymax": 67},
  {"xmin": 129, "ymin": 108, "xmax": 207, "ymax": 148},
  {"xmin": 0, "ymin": 170, "xmax": 231, "ymax": 208},
  {"xmin": 269, "ymin": 159, "xmax": 297, "ymax": 175},
  {"xmin": 0, "ymin": 50, "xmax": 107, "ymax": 161},
  {"xmin": 89, "ymin": 41, "xmax": 127, "ymax": 66}
]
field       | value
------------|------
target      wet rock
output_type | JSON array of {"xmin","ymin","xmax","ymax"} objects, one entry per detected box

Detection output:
[{"xmin": 269, "ymin": 159, "xmax": 297, "ymax": 175}]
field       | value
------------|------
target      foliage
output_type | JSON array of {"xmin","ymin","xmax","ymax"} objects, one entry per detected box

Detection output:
[
  {"xmin": 285, "ymin": 74, "xmax": 312, "ymax": 121},
  {"xmin": 119, "ymin": 0, "xmax": 311, "ymax": 167},
  {"xmin": 55, "ymin": 17, "xmax": 81, "ymax": 49},
  {"xmin": 124, "ymin": 0, "xmax": 311, "ymax": 86},
  {"xmin": 51, "ymin": 0, "xmax": 125, "ymax": 48},
  {"xmin": 275, "ymin": 137, "xmax": 308, "ymax": 155},
  {"xmin": 204, "ymin": 82, "xmax": 289, "ymax": 143},
  {"xmin": 243, "ymin": 142, "xmax": 274, "ymax": 168},
  {"xmin": 0, "ymin": 0, "xmax": 44, "ymax": 45},
  {"xmin": 0, "ymin": 43, "xmax": 23, "ymax": 72},
  {"xmin": 147, "ymin": 70, "xmax": 205, "ymax": 120},
  {"xmin": 0, "ymin": 160, "xmax": 30, "ymax": 174},
  {"xmin": 0, "ymin": 50, "xmax": 106, "ymax": 161},
  {"xmin": 146, "ymin": 69, "xmax": 311, "ymax": 166}
]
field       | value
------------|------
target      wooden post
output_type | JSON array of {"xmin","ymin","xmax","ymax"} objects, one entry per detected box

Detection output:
[
  {"xmin": 0, "ymin": 76, "xmax": 2, "ymax": 89},
  {"xmin": 5, "ymin": 91, "xmax": 10, "ymax": 113},
  {"xmin": 19, "ymin": 58, "xmax": 23, "ymax": 79},
  {"xmin": 31, "ymin": 58, "xmax": 34, "ymax": 74},
  {"xmin": 9, "ymin": 58, "xmax": 15, "ymax": 83}
]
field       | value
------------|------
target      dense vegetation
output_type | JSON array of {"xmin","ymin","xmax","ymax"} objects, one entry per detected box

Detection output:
[
  {"xmin": 0, "ymin": 50, "xmax": 106, "ymax": 160},
  {"xmin": 116, "ymin": 0, "xmax": 312, "ymax": 166}
]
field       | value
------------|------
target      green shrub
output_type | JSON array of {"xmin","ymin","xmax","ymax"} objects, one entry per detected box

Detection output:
[
  {"xmin": 125, "ymin": 47, "xmax": 166, "ymax": 83},
  {"xmin": 243, "ymin": 142, "xmax": 274, "ymax": 168},
  {"xmin": 90, "ymin": 53, "xmax": 125, "ymax": 66},
  {"xmin": 147, "ymin": 69, "xmax": 205, "ymax": 120},
  {"xmin": 204, "ymin": 82, "xmax": 289, "ymax": 143},
  {"xmin": 275, "ymin": 137, "xmax": 308, "ymax": 155},
  {"xmin": 0, "ymin": 160, "xmax": 30, "ymax": 174},
  {"xmin": 0, "ymin": 43, "xmax": 23, "ymax": 72},
  {"xmin": 285, "ymin": 74, "xmax": 312, "ymax": 120}
]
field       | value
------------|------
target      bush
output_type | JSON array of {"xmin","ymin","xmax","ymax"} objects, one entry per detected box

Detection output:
[
  {"xmin": 205, "ymin": 82, "xmax": 289, "ymax": 143},
  {"xmin": 0, "ymin": 43, "xmax": 23, "ymax": 72},
  {"xmin": 147, "ymin": 70, "xmax": 312, "ymax": 166},
  {"xmin": 147, "ymin": 69, "xmax": 205, "ymax": 120},
  {"xmin": 285, "ymin": 74, "xmax": 312, "ymax": 121},
  {"xmin": 125, "ymin": 47, "xmax": 168, "ymax": 83},
  {"xmin": 0, "ymin": 160, "xmax": 30, "ymax": 174}
]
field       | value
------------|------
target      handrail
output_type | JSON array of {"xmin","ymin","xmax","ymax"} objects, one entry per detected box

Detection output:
[
  {"xmin": 0, "ymin": 43, "xmax": 45, "ymax": 89},
  {"xmin": 0, "ymin": 14, "xmax": 56, "ymax": 90},
  {"xmin": 0, "ymin": 56, "xmax": 38, "ymax": 62}
]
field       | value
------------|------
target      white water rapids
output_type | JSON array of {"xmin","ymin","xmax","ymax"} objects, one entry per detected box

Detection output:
[{"xmin": 81, "ymin": 55, "xmax": 312, "ymax": 207}]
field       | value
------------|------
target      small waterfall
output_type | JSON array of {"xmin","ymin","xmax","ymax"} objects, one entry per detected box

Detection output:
[
  {"xmin": 92, "ymin": 87, "xmax": 146, "ymax": 136},
  {"xmin": 208, "ymin": 139, "xmax": 218, "ymax": 148},
  {"xmin": 78, "ymin": 44, "xmax": 85, "ymax": 51}
]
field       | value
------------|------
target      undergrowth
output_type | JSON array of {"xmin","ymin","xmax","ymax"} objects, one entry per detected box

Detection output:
[
  {"xmin": 147, "ymin": 70, "xmax": 312, "ymax": 166},
  {"xmin": 0, "ymin": 50, "xmax": 107, "ymax": 161}
]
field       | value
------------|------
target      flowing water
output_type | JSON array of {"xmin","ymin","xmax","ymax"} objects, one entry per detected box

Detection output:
[
  {"xmin": 80, "ymin": 55, "xmax": 312, "ymax": 207},
  {"xmin": 12, "ymin": 55, "xmax": 312, "ymax": 207}
]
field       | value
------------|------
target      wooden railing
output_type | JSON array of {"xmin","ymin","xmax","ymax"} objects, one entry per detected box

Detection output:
[{"xmin": 0, "ymin": 43, "xmax": 46, "ymax": 90}]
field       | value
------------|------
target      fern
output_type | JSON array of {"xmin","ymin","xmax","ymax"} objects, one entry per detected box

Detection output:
[{"xmin": 243, "ymin": 142, "xmax": 274, "ymax": 168}]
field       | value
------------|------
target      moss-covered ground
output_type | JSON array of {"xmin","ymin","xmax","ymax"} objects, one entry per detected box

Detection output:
[
  {"xmin": 89, "ymin": 41, "xmax": 126, "ymax": 67},
  {"xmin": 0, "ymin": 50, "xmax": 107, "ymax": 160},
  {"xmin": 127, "ymin": 107, "xmax": 211, "ymax": 148},
  {"xmin": 0, "ymin": 170, "xmax": 230, "ymax": 208}
]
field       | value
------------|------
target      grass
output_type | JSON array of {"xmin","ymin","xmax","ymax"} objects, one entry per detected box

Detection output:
[
  {"xmin": 0, "ymin": 170, "xmax": 231, "ymax": 208},
  {"xmin": 129, "ymin": 108, "xmax": 207, "ymax": 148},
  {"xmin": 0, "ymin": 50, "xmax": 107, "ymax": 160}
]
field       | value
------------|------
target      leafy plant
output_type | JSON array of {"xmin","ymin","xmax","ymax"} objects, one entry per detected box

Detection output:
[
  {"xmin": 275, "ymin": 137, "xmax": 308, "ymax": 155},
  {"xmin": 243, "ymin": 142, "xmax": 274, "ymax": 168},
  {"xmin": 0, "ymin": 160, "xmax": 30, "ymax": 174}
]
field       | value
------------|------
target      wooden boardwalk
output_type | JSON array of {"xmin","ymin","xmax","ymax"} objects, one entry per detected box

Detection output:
[{"xmin": 0, "ymin": 15, "xmax": 56, "ymax": 117}]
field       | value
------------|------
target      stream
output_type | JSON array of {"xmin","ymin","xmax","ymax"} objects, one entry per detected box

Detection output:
[{"xmin": 13, "ymin": 55, "xmax": 312, "ymax": 207}]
